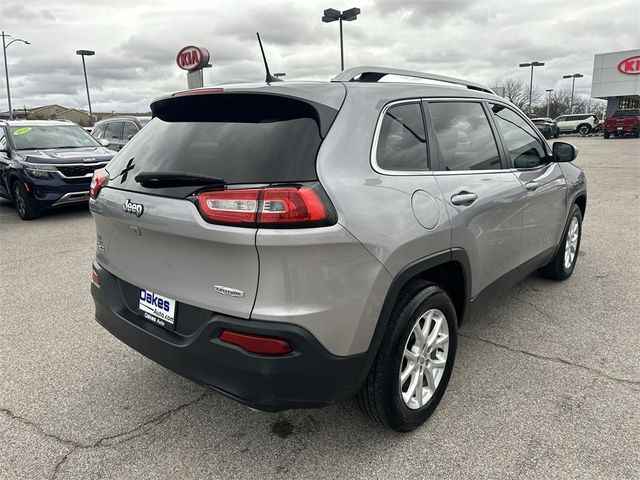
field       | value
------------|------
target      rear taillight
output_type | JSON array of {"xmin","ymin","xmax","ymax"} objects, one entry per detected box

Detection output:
[
  {"xmin": 90, "ymin": 168, "xmax": 108, "ymax": 199},
  {"xmin": 219, "ymin": 329, "xmax": 293, "ymax": 356},
  {"xmin": 196, "ymin": 184, "xmax": 334, "ymax": 228}
]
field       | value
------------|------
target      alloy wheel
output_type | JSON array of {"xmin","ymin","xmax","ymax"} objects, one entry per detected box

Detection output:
[
  {"xmin": 14, "ymin": 185, "xmax": 26, "ymax": 218},
  {"xmin": 564, "ymin": 216, "xmax": 579, "ymax": 269},
  {"xmin": 399, "ymin": 308, "xmax": 449, "ymax": 410}
]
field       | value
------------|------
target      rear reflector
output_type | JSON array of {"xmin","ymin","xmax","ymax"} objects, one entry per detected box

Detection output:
[
  {"xmin": 91, "ymin": 269, "xmax": 100, "ymax": 288},
  {"xmin": 219, "ymin": 329, "xmax": 293, "ymax": 356},
  {"xmin": 196, "ymin": 185, "xmax": 333, "ymax": 227}
]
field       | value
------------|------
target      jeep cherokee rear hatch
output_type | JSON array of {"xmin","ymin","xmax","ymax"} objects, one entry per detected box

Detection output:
[{"xmin": 90, "ymin": 84, "xmax": 345, "ymax": 321}]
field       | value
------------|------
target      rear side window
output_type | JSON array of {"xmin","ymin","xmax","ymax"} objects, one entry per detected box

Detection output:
[
  {"xmin": 106, "ymin": 94, "xmax": 331, "ymax": 196},
  {"xmin": 375, "ymin": 102, "xmax": 428, "ymax": 172},
  {"xmin": 429, "ymin": 102, "xmax": 501, "ymax": 171},
  {"xmin": 105, "ymin": 122, "xmax": 124, "ymax": 140},
  {"xmin": 490, "ymin": 104, "xmax": 547, "ymax": 169}
]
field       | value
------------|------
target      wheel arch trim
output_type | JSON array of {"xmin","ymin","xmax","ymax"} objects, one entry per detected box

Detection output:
[{"xmin": 353, "ymin": 248, "xmax": 471, "ymax": 390}]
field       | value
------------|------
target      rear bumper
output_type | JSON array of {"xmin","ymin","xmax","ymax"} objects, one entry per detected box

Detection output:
[{"xmin": 91, "ymin": 261, "xmax": 368, "ymax": 411}]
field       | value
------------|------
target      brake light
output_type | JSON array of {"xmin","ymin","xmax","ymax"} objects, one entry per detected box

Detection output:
[
  {"xmin": 219, "ymin": 329, "xmax": 293, "ymax": 355},
  {"xmin": 196, "ymin": 185, "xmax": 333, "ymax": 227},
  {"xmin": 90, "ymin": 168, "xmax": 108, "ymax": 199},
  {"xmin": 259, "ymin": 187, "xmax": 327, "ymax": 224},
  {"xmin": 173, "ymin": 88, "xmax": 224, "ymax": 97}
]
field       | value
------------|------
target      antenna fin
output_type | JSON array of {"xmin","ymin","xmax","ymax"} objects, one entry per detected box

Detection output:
[{"xmin": 256, "ymin": 32, "xmax": 282, "ymax": 83}]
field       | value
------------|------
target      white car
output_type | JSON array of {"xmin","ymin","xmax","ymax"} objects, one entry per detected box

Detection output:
[{"xmin": 554, "ymin": 113, "xmax": 600, "ymax": 135}]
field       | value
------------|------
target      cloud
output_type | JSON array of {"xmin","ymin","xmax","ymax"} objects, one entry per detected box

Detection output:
[{"xmin": 0, "ymin": 0, "xmax": 638, "ymax": 112}]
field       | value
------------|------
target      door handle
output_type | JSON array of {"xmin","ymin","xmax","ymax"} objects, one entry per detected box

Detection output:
[
  {"xmin": 451, "ymin": 191, "xmax": 478, "ymax": 206},
  {"xmin": 525, "ymin": 181, "xmax": 541, "ymax": 191}
]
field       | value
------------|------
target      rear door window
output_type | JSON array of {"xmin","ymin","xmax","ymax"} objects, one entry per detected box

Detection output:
[
  {"xmin": 123, "ymin": 122, "xmax": 138, "ymax": 140},
  {"xmin": 490, "ymin": 104, "xmax": 548, "ymax": 169},
  {"xmin": 105, "ymin": 94, "xmax": 332, "ymax": 198},
  {"xmin": 105, "ymin": 122, "xmax": 124, "ymax": 140},
  {"xmin": 375, "ymin": 102, "xmax": 428, "ymax": 172},
  {"xmin": 428, "ymin": 101, "xmax": 501, "ymax": 171}
]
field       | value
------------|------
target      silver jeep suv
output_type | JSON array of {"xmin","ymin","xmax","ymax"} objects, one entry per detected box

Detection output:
[{"xmin": 89, "ymin": 67, "xmax": 586, "ymax": 431}]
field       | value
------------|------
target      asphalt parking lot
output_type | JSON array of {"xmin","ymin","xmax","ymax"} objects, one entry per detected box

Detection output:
[{"xmin": 1, "ymin": 135, "xmax": 638, "ymax": 480}]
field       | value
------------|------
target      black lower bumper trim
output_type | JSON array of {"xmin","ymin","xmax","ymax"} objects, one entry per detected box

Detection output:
[{"xmin": 91, "ymin": 262, "xmax": 367, "ymax": 411}]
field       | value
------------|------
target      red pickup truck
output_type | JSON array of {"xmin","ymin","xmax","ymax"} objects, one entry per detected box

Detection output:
[{"xmin": 603, "ymin": 109, "xmax": 640, "ymax": 138}]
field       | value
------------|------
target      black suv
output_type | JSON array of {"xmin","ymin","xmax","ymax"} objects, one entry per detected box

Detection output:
[
  {"xmin": 92, "ymin": 116, "xmax": 151, "ymax": 151},
  {"xmin": 0, "ymin": 120, "xmax": 114, "ymax": 219}
]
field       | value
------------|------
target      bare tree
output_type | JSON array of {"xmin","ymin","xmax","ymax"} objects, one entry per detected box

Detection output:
[
  {"xmin": 533, "ymin": 89, "xmax": 606, "ymax": 119},
  {"xmin": 496, "ymin": 78, "xmax": 543, "ymax": 113}
]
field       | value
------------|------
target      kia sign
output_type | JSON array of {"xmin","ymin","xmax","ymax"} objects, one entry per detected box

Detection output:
[
  {"xmin": 617, "ymin": 55, "xmax": 640, "ymax": 75},
  {"xmin": 176, "ymin": 46, "xmax": 210, "ymax": 72}
]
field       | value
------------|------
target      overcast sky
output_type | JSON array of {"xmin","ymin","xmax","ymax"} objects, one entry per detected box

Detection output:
[{"xmin": 1, "ymin": 0, "xmax": 638, "ymax": 113}]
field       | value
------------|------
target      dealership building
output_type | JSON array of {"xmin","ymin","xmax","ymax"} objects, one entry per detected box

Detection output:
[{"xmin": 591, "ymin": 48, "xmax": 640, "ymax": 116}]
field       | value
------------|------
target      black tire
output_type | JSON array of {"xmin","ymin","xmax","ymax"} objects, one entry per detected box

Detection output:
[
  {"xmin": 538, "ymin": 204, "xmax": 582, "ymax": 281},
  {"xmin": 578, "ymin": 124, "xmax": 591, "ymax": 135},
  {"xmin": 12, "ymin": 181, "xmax": 41, "ymax": 220},
  {"xmin": 634, "ymin": 129, "xmax": 640, "ymax": 138},
  {"xmin": 357, "ymin": 281, "xmax": 458, "ymax": 432},
  {"xmin": 603, "ymin": 131, "xmax": 610, "ymax": 139}
]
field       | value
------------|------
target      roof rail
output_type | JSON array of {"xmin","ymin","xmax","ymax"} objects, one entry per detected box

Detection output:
[{"xmin": 332, "ymin": 66, "xmax": 495, "ymax": 95}]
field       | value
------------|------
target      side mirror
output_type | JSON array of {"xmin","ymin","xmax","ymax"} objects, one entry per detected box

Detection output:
[
  {"xmin": 99, "ymin": 138, "xmax": 111, "ymax": 148},
  {"xmin": 127, "ymin": 133, "xmax": 135, "ymax": 141},
  {"xmin": 553, "ymin": 141, "xmax": 578, "ymax": 162}
]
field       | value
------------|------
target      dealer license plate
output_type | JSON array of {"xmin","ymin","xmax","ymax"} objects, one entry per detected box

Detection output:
[{"xmin": 138, "ymin": 288, "xmax": 176, "ymax": 330}]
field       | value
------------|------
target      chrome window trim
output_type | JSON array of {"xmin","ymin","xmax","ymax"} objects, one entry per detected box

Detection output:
[{"xmin": 370, "ymin": 98, "xmax": 433, "ymax": 176}]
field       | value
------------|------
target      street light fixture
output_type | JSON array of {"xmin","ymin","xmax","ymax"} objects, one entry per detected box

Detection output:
[
  {"xmin": 322, "ymin": 7, "xmax": 361, "ymax": 71},
  {"xmin": 562, "ymin": 73, "xmax": 583, "ymax": 114},
  {"xmin": 545, "ymin": 89, "xmax": 553, "ymax": 118},
  {"xmin": 76, "ymin": 49, "xmax": 95, "ymax": 125},
  {"xmin": 519, "ymin": 61, "xmax": 545, "ymax": 116},
  {"xmin": 2, "ymin": 31, "xmax": 30, "ymax": 120}
]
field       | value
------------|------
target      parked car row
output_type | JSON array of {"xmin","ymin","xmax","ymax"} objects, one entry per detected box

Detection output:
[{"xmin": 0, "ymin": 120, "xmax": 114, "ymax": 219}]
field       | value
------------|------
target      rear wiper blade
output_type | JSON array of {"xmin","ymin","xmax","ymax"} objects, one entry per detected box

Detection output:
[{"xmin": 134, "ymin": 171, "xmax": 225, "ymax": 188}]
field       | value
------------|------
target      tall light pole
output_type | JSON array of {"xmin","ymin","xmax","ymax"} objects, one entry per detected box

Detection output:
[
  {"xmin": 519, "ymin": 61, "xmax": 545, "ymax": 116},
  {"xmin": 562, "ymin": 73, "xmax": 583, "ymax": 114},
  {"xmin": 545, "ymin": 89, "xmax": 553, "ymax": 118},
  {"xmin": 2, "ymin": 31, "xmax": 30, "ymax": 120},
  {"xmin": 322, "ymin": 7, "xmax": 360, "ymax": 71},
  {"xmin": 76, "ymin": 49, "xmax": 95, "ymax": 125}
]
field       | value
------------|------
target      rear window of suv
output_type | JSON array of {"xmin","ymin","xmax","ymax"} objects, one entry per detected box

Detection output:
[
  {"xmin": 106, "ymin": 94, "xmax": 334, "ymax": 196},
  {"xmin": 612, "ymin": 109, "xmax": 640, "ymax": 117}
]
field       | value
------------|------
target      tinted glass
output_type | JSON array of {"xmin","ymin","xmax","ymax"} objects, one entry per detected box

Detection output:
[
  {"xmin": 376, "ymin": 103, "xmax": 428, "ymax": 171},
  {"xmin": 0, "ymin": 129, "xmax": 7, "ymax": 150},
  {"xmin": 9, "ymin": 125, "xmax": 100, "ymax": 150},
  {"xmin": 429, "ymin": 102, "xmax": 501, "ymax": 171},
  {"xmin": 555, "ymin": 116, "xmax": 565, "ymax": 122},
  {"xmin": 105, "ymin": 95, "xmax": 326, "ymax": 197},
  {"xmin": 92, "ymin": 124, "xmax": 105, "ymax": 138},
  {"xmin": 123, "ymin": 122, "xmax": 138, "ymax": 139},
  {"xmin": 613, "ymin": 109, "xmax": 640, "ymax": 117},
  {"xmin": 491, "ymin": 104, "xmax": 547, "ymax": 169},
  {"xmin": 105, "ymin": 122, "xmax": 124, "ymax": 140}
]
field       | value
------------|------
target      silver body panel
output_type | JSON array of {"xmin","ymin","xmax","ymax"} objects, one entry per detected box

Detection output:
[{"xmin": 91, "ymin": 80, "xmax": 586, "ymax": 357}]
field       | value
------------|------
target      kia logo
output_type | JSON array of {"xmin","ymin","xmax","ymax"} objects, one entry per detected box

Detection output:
[
  {"xmin": 617, "ymin": 55, "xmax": 640, "ymax": 75},
  {"xmin": 176, "ymin": 46, "xmax": 210, "ymax": 72}
]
